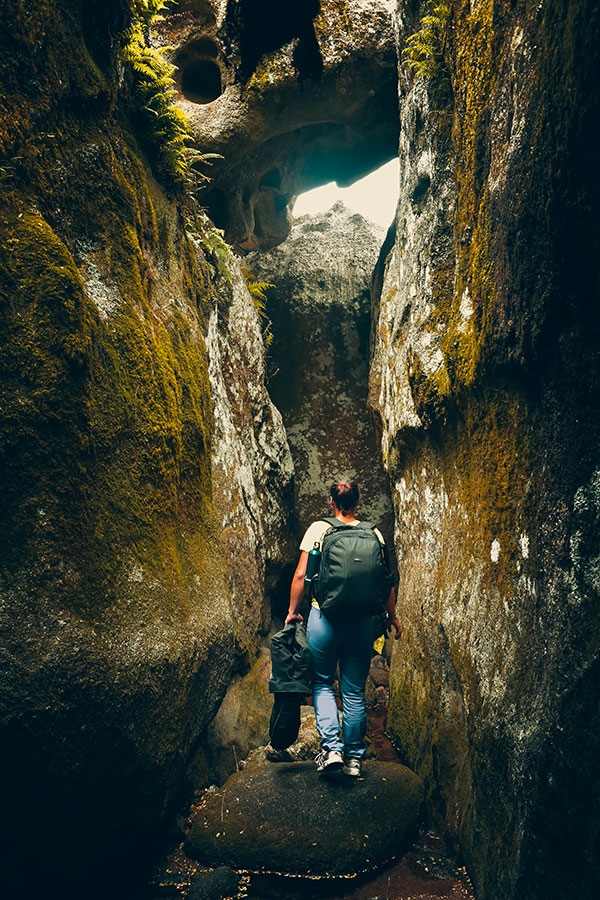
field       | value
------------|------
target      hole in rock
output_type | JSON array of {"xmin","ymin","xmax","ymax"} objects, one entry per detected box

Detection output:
[
  {"xmin": 260, "ymin": 168, "xmax": 282, "ymax": 190},
  {"xmin": 187, "ymin": 36, "xmax": 218, "ymax": 58},
  {"xmin": 180, "ymin": 58, "xmax": 222, "ymax": 104},
  {"xmin": 235, "ymin": 0, "xmax": 321, "ymax": 78},
  {"xmin": 411, "ymin": 174, "xmax": 431, "ymax": 208},
  {"xmin": 202, "ymin": 186, "xmax": 227, "ymax": 227}
]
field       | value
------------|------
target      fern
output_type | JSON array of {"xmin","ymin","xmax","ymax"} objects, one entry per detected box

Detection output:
[
  {"xmin": 403, "ymin": 3, "xmax": 450, "ymax": 80},
  {"xmin": 118, "ymin": 1, "xmax": 200, "ymax": 184},
  {"xmin": 186, "ymin": 212, "xmax": 233, "ymax": 281},
  {"xmin": 242, "ymin": 267, "xmax": 275, "ymax": 347}
]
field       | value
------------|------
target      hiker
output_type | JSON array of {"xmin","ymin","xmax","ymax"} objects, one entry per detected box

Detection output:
[{"xmin": 285, "ymin": 481, "xmax": 401, "ymax": 777}]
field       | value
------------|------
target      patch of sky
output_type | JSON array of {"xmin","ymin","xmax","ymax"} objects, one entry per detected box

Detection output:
[{"xmin": 292, "ymin": 158, "xmax": 400, "ymax": 229}]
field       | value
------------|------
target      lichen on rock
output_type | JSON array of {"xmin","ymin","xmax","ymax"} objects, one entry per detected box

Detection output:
[
  {"xmin": 0, "ymin": 0, "xmax": 295, "ymax": 887},
  {"xmin": 373, "ymin": 2, "xmax": 600, "ymax": 899}
]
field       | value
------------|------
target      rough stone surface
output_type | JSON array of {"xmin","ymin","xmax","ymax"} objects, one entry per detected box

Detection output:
[
  {"xmin": 1, "ymin": 3, "xmax": 599, "ymax": 900},
  {"xmin": 203, "ymin": 649, "xmax": 388, "ymax": 786},
  {"xmin": 187, "ymin": 865, "xmax": 241, "ymax": 900},
  {"xmin": 202, "ymin": 646, "xmax": 274, "ymax": 783},
  {"xmin": 369, "ymin": 3, "xmax": 600, "ymax": 900},
  {"xmin": 156, "ymin": 0, "xmax": 399, "ymax": 249},
  {"xmin": 185, "ymin": 757, "xmax": 423, "ymax": 877},
  {"xmin": 0, "ymin": 0, "xmax": 293, "ymax": 888},
  {"xmin": 206, "ymin": 252, "xmax": 296, "ymax": 649},
  {"xmin": 246, "ymin": 203, "xmax": 395, "ymax": 575}
]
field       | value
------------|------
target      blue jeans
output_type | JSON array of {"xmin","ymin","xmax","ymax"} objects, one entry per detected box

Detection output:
[{"xmin": 307, "ymin": 606, "xmax": 375, "ymax": 759}]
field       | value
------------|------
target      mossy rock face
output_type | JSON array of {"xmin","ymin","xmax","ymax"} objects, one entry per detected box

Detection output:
[
  {"xmin": 370, "ymin": 1, "xmax": 600, "ymax": 899},
  {"xmin": 0, "ymin": 191, "xmax": 234, "ymax": 889},
  {"xmin": 0, "ymin": 190, "xmax": 235, "ymax": 866},
  {"xmin": 185, "ymin": 758, "xmax": 423, "ymax": 877},
  {"xmin": 0, "ymin": 0, "xmax": 294, "ymax": 888}
]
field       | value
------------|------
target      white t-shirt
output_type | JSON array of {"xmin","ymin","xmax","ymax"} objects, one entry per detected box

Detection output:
[{"xmin": 300, "ymin": 519, "xmax": 385, "ymax": 553}]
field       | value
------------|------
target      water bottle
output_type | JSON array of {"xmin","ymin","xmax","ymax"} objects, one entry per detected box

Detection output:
[{"xmin": 304, "ymin": 541, "xmax": 321, "ymax": 592}]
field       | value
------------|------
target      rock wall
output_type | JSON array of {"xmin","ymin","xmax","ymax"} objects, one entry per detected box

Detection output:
[
  {"xmin": 247, "ymin": 202, "xmax": 395, "ymax": 568},
  {"xmin": 0, "ymin": 0, "xmax": 293, "ymax": 888},
  {"xmin": 155, "ymin": 0, "xmax": 399, "ymax": 250},
  {"xmin": 206, "ymin": 254, "xmax": 295, "ymax": 648},
  {"xmin": 372, "ymin": 2, "xmax": 600, "ymax": 898},
  {"xmin": 1, "ymin": 1, "xmax": 599, "ymax": 898}
]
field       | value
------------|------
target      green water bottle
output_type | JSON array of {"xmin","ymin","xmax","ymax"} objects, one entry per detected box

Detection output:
[{"xmin": 304, "ymin": 541, "xmax": 321, "ymax": 592}]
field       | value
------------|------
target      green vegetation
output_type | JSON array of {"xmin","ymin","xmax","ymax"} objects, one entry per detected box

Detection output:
[
  {"xmin": 118, "ymin": 1, "xmax": 199, "ymax": 186},
  {"xmin": 185, "ymin": 215, "xmax": 233, "ymax": 283},
  {"xmin": 0, "ymin": 0, "xmax": 227, "ymax": 616},
  {"xmin": 242, "ymin": 267, "xmax": 275, "ymax": 347},
  {"xmin": 403, "ymin": 3, "xmax": 450, "ymax": 80}
]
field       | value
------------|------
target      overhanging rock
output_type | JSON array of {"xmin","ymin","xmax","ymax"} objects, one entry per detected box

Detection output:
[{"xmin": 156, "ymin": 0, "xmax": 399, "ymax": 250}]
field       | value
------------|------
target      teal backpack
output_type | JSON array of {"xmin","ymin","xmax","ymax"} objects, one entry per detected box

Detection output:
[{"xmin": 314, "ymin": 517, "xmax": 390, "ymax": 621}]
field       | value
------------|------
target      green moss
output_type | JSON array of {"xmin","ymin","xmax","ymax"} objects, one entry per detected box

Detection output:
[
  {"xmin": 0, "ymin": 0, "xmax": 108, "ymax": 161},
  {"xmin": 403, "ymin": 3, "xmax": 451, "ymax": 81},
  {"xmin": 443, "ymin": 387, "xmax": 534, "ymax": 599},
  {"xmin": 118, "ymin": 3, "xmax": 196, "ymax": 187},
  {"xmin": 0, "ymin": 2, "xmax": 227, "ymax": 618},
  {"xmin": 0, "ymin": 198, "xmax": 217, "ymax": 615},
  {"xmin": 315, "ymin": 0, "xmax": 353, "ymax": 34},
  {"xmin": 446, "ymin": 0, "xmax": 498, "ymax": 385},
  {"xmin": 241, "ymin": 267, "xmax": 274, "ymax": 348},
  {"xmin": 246, "ymin": 51, "xmax": 296, "ymax": 92}
]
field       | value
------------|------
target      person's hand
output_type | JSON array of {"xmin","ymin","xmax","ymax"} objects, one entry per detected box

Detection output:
[
  {"xmin": 388, "ymin": 616, "xmax": 402, "ymax": 639},
  {"xmin": 285, "ymin": 613, "xmax": 303, "ymax": 625}
]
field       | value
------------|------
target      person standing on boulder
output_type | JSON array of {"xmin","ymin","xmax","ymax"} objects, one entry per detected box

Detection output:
[{"xmin": 285, "ymin": 481, "xmax": 401, "ymax": 777}]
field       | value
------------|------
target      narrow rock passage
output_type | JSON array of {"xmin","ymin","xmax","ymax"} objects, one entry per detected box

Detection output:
[
  {"xmin": 141, "ymin": 207, "xmax": 477, "ymax": 900},
  {"xmin": 148, "ymin": 658, "xmax": 474, "ymax": 900},
  {"xmin": 245, "ymin": 204, "xmax": 394, "ymax": 534}
]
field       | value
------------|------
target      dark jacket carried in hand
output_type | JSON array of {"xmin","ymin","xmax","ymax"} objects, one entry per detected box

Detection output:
[{"xmin": 268, "ymin": 622, "xmax": 312, "ymax": 751}]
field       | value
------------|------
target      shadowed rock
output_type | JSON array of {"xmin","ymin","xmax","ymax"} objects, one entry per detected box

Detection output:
[
  {"xmin": 246, "ymin": 204, "xmax": 394, "ymax": 540},
  {"xmin": 185, "ymin": 757, "xmax": 423, "ymax": 877},
  {"xmin": 156, "ymin": 0, "xmax": 399, "ymax": 250}
]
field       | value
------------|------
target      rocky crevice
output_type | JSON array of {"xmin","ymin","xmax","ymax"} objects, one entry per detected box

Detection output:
[
  {"xmin": 1, "ymin": 2, "xmax": 599, "ymax": 899},
  {"xmin": 246, "ymin": 202, "xmax": 394, "ymax": 546}
]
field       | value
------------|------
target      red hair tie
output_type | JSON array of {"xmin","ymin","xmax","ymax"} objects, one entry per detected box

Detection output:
[{"xmin": 338, "ymin": 482, "xmax": 351, "ymax": 489}]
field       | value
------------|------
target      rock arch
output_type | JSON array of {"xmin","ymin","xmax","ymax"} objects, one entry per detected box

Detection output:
[{"xmin": 157, "ymin": 0, "xmax": 400, "ymax": 250}]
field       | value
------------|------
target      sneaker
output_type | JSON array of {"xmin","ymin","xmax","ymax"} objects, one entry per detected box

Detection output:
[
  {"xmin": 342, "ymin": 758, "xmax": 362, "ymax": 777},
  {"xmin": 265, "ymin": 744, "xmax": 296, "ymax": 762},
  {"xmin": 315, "ymin": 749, "xmax": 344, "ymax": 773}
]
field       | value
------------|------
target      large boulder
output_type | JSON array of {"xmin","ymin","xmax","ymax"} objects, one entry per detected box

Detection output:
[
  {"xmin": 155, "ymin": 0, "xmax": 400, "ymax": 250},
  {"xmin": 185, "ymin": 757, "xmax": 423, "ymax": 877},
  {"xmin": 371, "ymin": 2, "xmax": 600, "ymax": 899},
  {"xmin": 246, "ymin": 203, "xmax": 395, "ymax": 560},
  {"xmin": 0, "ymin": 0, "xmax": 294, "ymax": 887}
]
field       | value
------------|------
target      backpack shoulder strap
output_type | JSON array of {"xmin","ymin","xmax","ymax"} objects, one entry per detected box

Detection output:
[{"xmin": 321, "ymin": 517, "xmax": 339, "ymax": 529}]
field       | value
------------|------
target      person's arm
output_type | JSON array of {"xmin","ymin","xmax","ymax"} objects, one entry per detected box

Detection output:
[
  {"xmin": 386, "ymin": 585, "xmax": 402, "ymax": 639},
  {"xmin": 379, "ymin": 537, "xmax": 401, "ymax": 639},
  {"xmin": 285, "ymin": 550, "xmax": 308, "ymax": 624}
]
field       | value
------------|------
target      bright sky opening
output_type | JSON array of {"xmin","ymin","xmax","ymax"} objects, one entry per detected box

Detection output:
[{"xmin": 292, "ymin": 158, "xmax": 400, "ymax": 229}]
